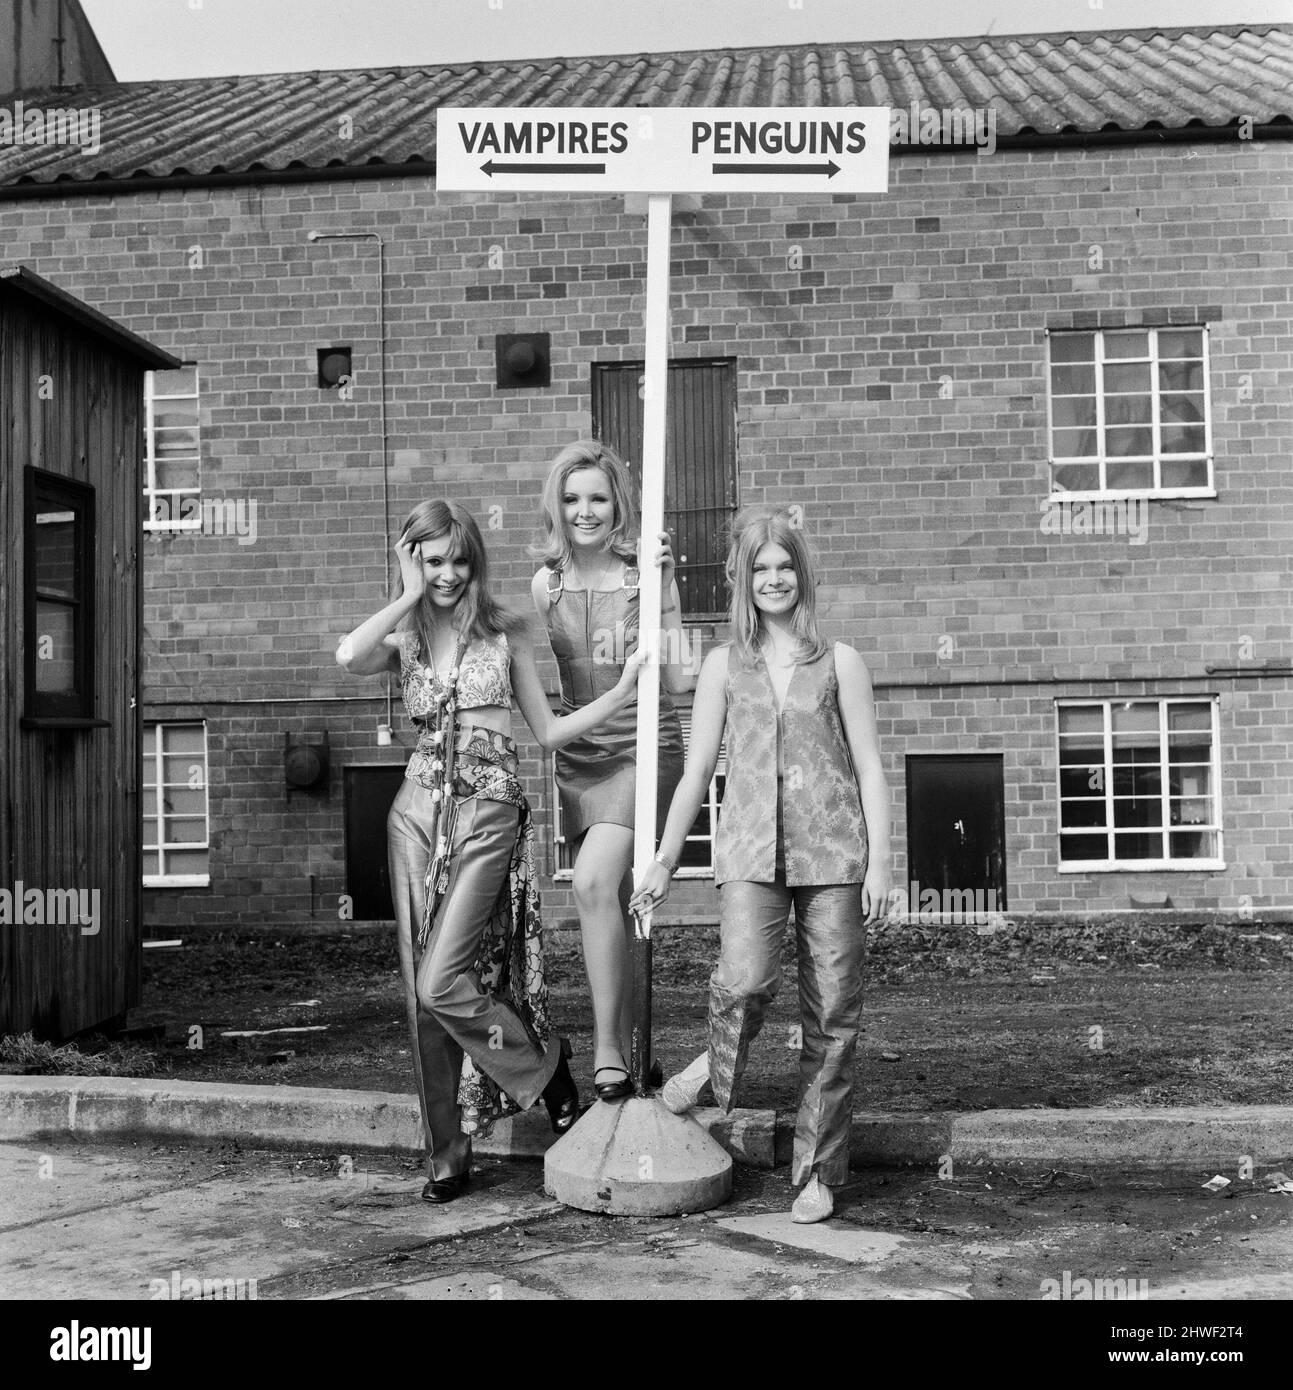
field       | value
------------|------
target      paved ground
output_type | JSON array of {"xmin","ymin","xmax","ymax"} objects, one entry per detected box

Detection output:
[{"xmin": 4, "ymin": 1136, "xmax": 1291, "ymax": 1303}]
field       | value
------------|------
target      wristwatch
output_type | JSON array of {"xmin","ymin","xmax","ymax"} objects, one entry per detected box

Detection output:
[{"xmin": 654, "ymin": 849, "xmax": 678, "ymax": 874}]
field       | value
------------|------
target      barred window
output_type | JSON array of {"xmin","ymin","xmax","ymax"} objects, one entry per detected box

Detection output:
[
  {"xmin": 1047, "ymin": 328, "xmax": 1212, "ymax": 496},
  {"xmin": 144, "ymin": 365, "xmax": 202, "ymax": 531},
  {"xmin": 143, "ymin": 722, "xmax": 211, "ymax": 885},
  {"xmin": 1056, "ymin": 698, "xmax": 1222, "ymax": 868},
  {"xmin": 553, "ymin": 713, "xmax": 726, "ymax": 878}
]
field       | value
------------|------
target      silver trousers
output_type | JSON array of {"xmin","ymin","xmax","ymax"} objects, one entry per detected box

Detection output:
[
  {"xmin": 389, "ymin": 780, "xmax": 557, "ymax": 1180},
  {"xmin": 709, "ymin": 876, "xmax": 866, "ymax": 1187}
]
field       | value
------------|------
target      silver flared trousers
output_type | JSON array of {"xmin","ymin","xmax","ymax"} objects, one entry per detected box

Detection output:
[
  {"xmin": 708, "ymin": 877, "xmax": 866, "ymax": 1187},
  {"xmin": 389, "ymin": 780, "xmax": 557, "ymax": 1180}
]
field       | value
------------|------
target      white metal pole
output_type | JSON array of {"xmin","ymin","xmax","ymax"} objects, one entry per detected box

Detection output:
[{"xmin": 632, "ymin": 192, "xmax": 672, "ymax": 933}]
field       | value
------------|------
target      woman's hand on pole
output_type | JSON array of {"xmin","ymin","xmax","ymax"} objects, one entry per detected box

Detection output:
[
  {"xmin": 652, "ymin": 529, "xmax": 676, "ymax": 597},
  {"xmin": 629, "ymin": 860, "xmax": 673, "ymax": 917},
  {"xmin": 616, "ymin": 643, "xmax": 650, "ymax": 701}
]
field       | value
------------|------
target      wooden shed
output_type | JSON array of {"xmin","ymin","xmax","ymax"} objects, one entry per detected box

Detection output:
[{"xmin": 1, "ymin": 266, "xmax": 180, "ymax": 1038}]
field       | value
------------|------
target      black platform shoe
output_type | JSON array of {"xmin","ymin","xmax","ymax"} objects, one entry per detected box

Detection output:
[
  {"xmin": 541, "ymin": 1038, "xmax": 580, "ymax": 1134},
  {"xmin": 421, "ymin": 1171, "xmax": 470, "ymax": 1204},
  {"xmin": 593, "ymin": 1064, "xmax": 633, "ymax": 1102}
]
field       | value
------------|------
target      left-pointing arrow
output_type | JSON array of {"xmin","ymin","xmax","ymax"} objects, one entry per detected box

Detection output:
[
  {"xmin": 481, "ymin": 160, "xmax": 609, "ymax": 176},
  {"xmin": 712, "ymin": 160, "xmax": 841, "ymax": 177}
]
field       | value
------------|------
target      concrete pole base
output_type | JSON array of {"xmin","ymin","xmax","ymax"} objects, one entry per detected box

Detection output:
[{"xmin": 544, "ymin": 1095, "xmax": 733, "ymax": 1216}]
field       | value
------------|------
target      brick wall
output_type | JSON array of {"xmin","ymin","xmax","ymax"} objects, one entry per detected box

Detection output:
[{"xmin": 2, "ymin": 138, "xmax": 1289, "ymax": 927}]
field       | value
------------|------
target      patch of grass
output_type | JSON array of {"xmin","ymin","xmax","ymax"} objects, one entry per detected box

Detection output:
[{"xmin": 0, "ymin": 1031, "xmax": 158, "ymax": 1077}]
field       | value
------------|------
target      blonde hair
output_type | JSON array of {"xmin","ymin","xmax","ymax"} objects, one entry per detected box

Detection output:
[
  {"xmin": 533, "ymin": 439, "xmax": 639, "ymax": 571},
  {"xmin": 725, "ymin": 506, "xmax": 828, "ymax": 666},
  {"xmin": 394, "ymin": 500, "xmax": 524, "ymax": 655}
]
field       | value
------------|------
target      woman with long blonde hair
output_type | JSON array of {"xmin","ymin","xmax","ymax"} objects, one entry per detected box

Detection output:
[
  {"xmin": 632, "ymin": 506, "xmax": 890, "ymax": 1223},
  {"xmin": 338, "ymin": 499, "xmax": 643, "ymax": 1203},
  {"xmin": 531, "ymin": 441, "xmax": 691, "ymax": 1100}
]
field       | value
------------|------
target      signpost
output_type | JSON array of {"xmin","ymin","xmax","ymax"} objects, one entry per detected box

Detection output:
[{"xmin": 437, "ymin": 105, "xmax": 889, "ymax": 1215}]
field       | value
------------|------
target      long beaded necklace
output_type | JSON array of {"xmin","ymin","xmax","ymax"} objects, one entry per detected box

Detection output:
[{"xmin": 418, "ymin": 633, "xmax": 467, "ymax": 952}]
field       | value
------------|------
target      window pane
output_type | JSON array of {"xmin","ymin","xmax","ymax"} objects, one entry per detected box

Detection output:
[
  {"xmin": 1051, "ymin": 462, "xmax": 1100, "ymax": 492},
  {"xmin": 1103, "ymin": 332, "xmax": 1149, "ymax": 359},
  {"xmin": 160, "ymin": 786, "xmax": 206, "ymax": 817},
  {"xmin": 1049, "ymin": 333, "xmax": 1094, "ymax": 362},
  {"xmin": 1159, "ymin": 361, "xmax": 1203, "ymax": 392},
  {"xmin": 1112, "ymin": 703, "xmax": 1158, "ymax": 736},
  {"xmin": 152, "ymin": 366, "xmax": 198, "ymax": 396},
  {"xmin": 1052, "ymin": 396, "xmax": 1097, "ymax": 428},
  {"xmin": 154, "ymin": 398, "xmax": 198, "ymax": 428},
  {"xmin": 1059, "ymin": 706, "xmax": 1104, "ymax": 735},
  {"xmin": 155, "ymin": 427, "xmax": 200, "ymax": 459},
  {"xmin": 153, "ymin": 463, "xmax": 202, "ymax": 493},
  {"xmin": 1168, "ymin": 704, "xmax": 1211, "ymax": 732},
  {"xmin": 142, "ymin": 789, "xmax": 158, "ymax": 818},
  {"xmin": 1052, "ymin": 428, "xmax": 1097, "ymax": 459},
  {"xmin": 1113, "ymin": 792, "xmax": 1160, "ymax": 826},
  {"xmin": 1170, "ymin": 830, "xmax": 1216, "ymax": 858},
  {"xmin": 1104, "ymin": 395, "xmax": 1152, "ymax": 426},
  {"xmin": 1160, "ymin": 424, "xmax": 1206, "ymax": 456},
  {"xmin": 166, "ymin": 849, "xmax": 210, "ymax": 875},
  {"xmin": 1103, "ymin": 362, "xmax": 1151, "ymax": 393},
  {"xmin": 1060, "ymin": 833, "xmax": 1108, "ymax": 861},
  {"xmin": 35, "ymin": 511, "xmax": 78, "ymax": 599},
  {"xmin": 163, "ymin": 754, "xmax": 206, "ymax": 786},
  {"xmin": 1156, "ymin": 330, "xmax": 1203, "ymax": 360},
  {"xmin": 1170, "ymin": 796, "xmax": 1211, "ymax": 826},
  {"xmin": 34, "ymin": 603, "xmax": 76, "ymax": 692},
  {"xmin": 1160, "ymin": 392, "xmax": 1204, "ymax": 425},
  {"xmin": 1060, "ymin": 798, "xmax": 1107, "ymax": 828},
  {"xmin": 1059, "ymin": 765, "xmax": 1105, "ymax": 796},
  {"xmin": 1112, "ymin": 764, "xmax": 1161, "ymax": 799},
  {"xmin": 143, "ymin": 850, "xmax": 159, "ymax": 876},
  {"xmin": 1159, "ymin": 458, "xmax": 1209, "ymax": 489},
  {"xmin": 1105, "ymin": 459, "xmax": 1154, "ymax": 489},
  {"xmin": 1106, "ymin": 426, "xmax": 1152, "ymax": 457},
  {"xmin": 1115, "ymin": 831, "xmax": 1162, "ymax": 859},
  {"xmin": 165, "ymin": 817, "xmax": 208, "ymax": 845},
  {"xmin": 1050, "ymin": 364, "xmax": 1095, "ymax": 395}
]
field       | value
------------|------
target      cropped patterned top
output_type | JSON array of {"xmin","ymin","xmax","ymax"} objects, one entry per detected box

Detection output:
[{"xmin": 397, "ymin": 630, "xmax": 513, "ymax": 719}]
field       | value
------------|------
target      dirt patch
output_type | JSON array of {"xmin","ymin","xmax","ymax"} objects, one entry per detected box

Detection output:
[{"xmin": 4, "ymin": 920, "xmax": 1290, "ymax": 1112}]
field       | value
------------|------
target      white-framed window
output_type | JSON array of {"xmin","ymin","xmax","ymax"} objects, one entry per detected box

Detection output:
[
  {"xmin": 1046, "ymin": 327, "xmax": 1212, "ymax": 497},
  {"xmin": 552, "ymin": 712, "xmax": 726, "ymax": 878},
  {"xmin": 144, "ymin": 365, "xmax": 201, "ymax": 530},
  {"xmin": 143, "ymin": 722, "xmax": 211, "ymax": 886},
  {"xmin": 1055, "ymin": 697, "xmax": 1222, "ymax": 870}
]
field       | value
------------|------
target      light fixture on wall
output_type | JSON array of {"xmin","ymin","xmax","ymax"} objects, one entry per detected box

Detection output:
[
  {"xmin": 317, "ymin": 346, "xmax": 353, "ymax": 388},
  {"xmin": 285, "ymin": 731, "xmax": 330, "ymax": 795},
  {"xmin": 495, "ymin": 332, "xmax": 551, "ymax": 389}
]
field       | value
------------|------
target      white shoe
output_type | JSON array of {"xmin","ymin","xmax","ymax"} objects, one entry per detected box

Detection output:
[
  {"xmin": 791, "ymin": 1175, "xmax": 835, "ymax": 1224},
  {"xmin": 661, "ymin": 1052, "xmax": 709, "ymax": 1114}
]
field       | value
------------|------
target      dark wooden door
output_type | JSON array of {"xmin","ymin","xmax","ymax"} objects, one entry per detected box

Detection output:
[
  {"xmin": 906, "ymin": 755, "xmax": 1007, "ymax": 913},
  {"xmin": 592, "ymin": 358, "xmax": 737, "ymax": 619},
  {"xmin": 343, "ymin": 766, "xmax": 407, "ymax": 920}
]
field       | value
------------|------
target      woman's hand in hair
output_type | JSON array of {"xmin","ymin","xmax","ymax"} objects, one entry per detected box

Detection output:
[{"xmin": 395, "ymin": 534, "xmax": 425, "ymax": 602}]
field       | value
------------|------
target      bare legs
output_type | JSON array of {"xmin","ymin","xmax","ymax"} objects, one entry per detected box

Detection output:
[{"xmin": 571, "ymin": 822, "xmax": 636, "ymax": 1076}]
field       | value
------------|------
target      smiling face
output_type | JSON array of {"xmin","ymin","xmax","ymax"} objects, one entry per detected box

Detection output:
[
  {"xmin": 417, "ymin": 533, "xmax": 472, "ymax": 610},
  {"xmin": 750, "ymin": 542, "xmax": 800, "ymax": 616},
  {"xmin": 561, "ymin": 467, "xmax": 616, "ymax": 551}
]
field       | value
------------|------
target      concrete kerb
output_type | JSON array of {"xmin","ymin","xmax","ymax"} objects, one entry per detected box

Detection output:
[{"xmin": 1, "ymin": 1076, "xmax": 1290, "ymax": 1170}]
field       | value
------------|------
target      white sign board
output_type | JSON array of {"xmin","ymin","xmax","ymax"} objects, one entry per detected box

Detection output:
[{"xmin": 437, "ymin": 106, "xmax": 889, "ymax": 194}]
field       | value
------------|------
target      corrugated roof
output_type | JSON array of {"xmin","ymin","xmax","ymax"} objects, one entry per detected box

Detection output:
[{"xmin": 0, "ymin": 24, "xmax": 1288, "ymax": 193}]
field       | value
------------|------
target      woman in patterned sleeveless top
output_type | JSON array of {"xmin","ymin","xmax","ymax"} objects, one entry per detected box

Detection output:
[
  {"xmin": 531, "ymin": 441, "xmax": 690, "ymax": 1101},
  {"xmin": 338, "ymin": 500, "xmax": 643, "ymax": 1204},
  {"xmin": 631, "ymin": 507, "xmax": 891, "ymax": 1224}
]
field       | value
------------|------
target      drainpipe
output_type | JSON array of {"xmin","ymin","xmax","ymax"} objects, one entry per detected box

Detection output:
[{"xmin": 306, "ymin": 229, "xmax": 393, "ymax": 731}]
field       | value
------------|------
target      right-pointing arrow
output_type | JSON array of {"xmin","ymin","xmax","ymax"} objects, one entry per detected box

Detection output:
[{"xmin": 711, "ymin": 160, "xmax": 841, "ymax": 177}]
